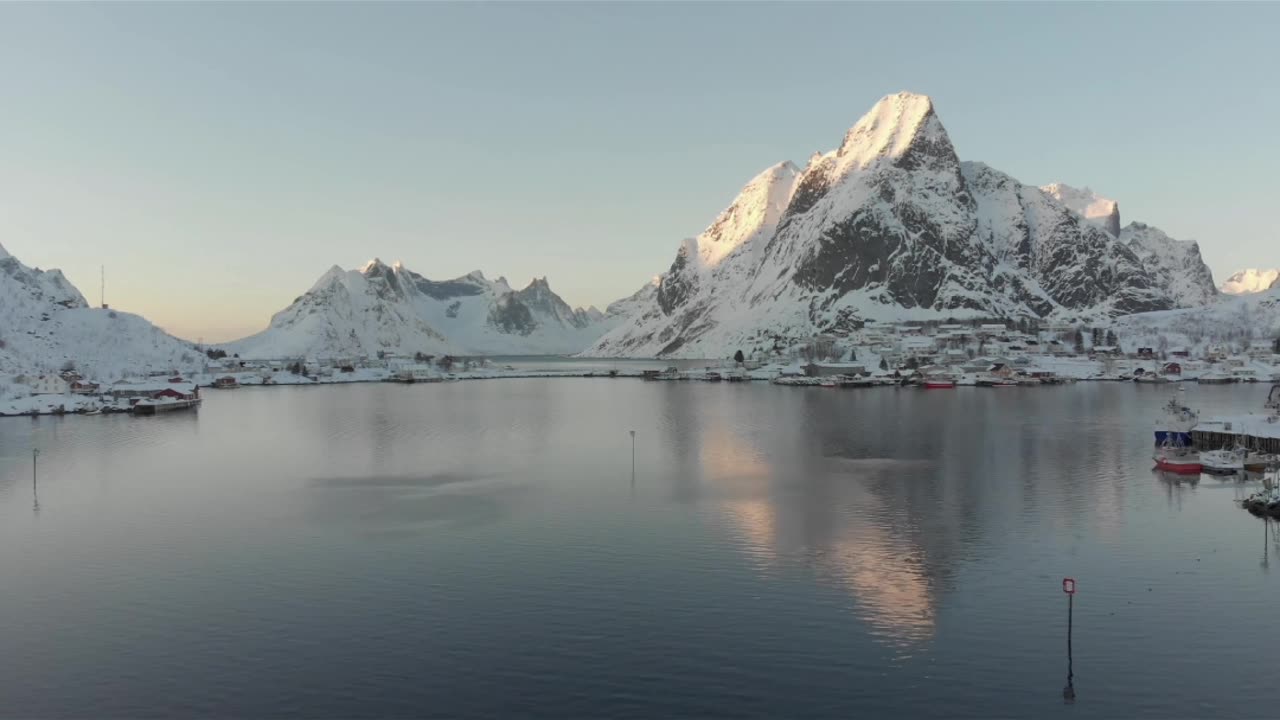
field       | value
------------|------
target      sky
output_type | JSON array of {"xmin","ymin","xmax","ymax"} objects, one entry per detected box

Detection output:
[{"xmin": 1, "ymin": 2, "xmax": 1277, "ymax": 342}]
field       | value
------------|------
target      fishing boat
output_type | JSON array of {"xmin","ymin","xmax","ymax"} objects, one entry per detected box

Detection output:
[
  {"xmin": 1154, "ymin": 390, "xmax": 1198, "ymax": 445},
  {"xmin": 922, "ymin": 371, "xmax": 958, "ymax": 389},
  {"xmin": 1244, "ymin": 453, "xmax": 1280, "ymax": 473},
  {"xmin": 1153, "ymin": 441, "xmax": 1202, "ymax": 474},
  {"xmin": 975, "ymin": 374, "xmax": 1017, "ymax": 388},
  {"xmin": 1243, "ymin": 468, "xmax": 1280, "ymax": 515},
  {"xmin": 1200, "ymin": 448, "xmax": 1246, "ymax": 475}
]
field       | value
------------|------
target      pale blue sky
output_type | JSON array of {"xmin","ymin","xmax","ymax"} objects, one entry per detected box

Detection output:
[{"xmin": 1, "ymin": 2, "xmax": 1276, "ymax": 341}]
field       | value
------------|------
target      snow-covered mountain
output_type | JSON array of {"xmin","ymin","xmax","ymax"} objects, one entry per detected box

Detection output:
[
  {"xmin": 589, "ymin": 92, "xmax": 1218, "ymax": 358},
  {"xmin": 228, "ymin": 260, "xmax": 624, "ymax": 358},
  {"xmin": 1119, "ymin": 223, "xmax": 1218, "ymax": 307},
  {"xmin": 1040, "ymin": 183, "xmax": 1217, "ymax": 307},
  {"xmin": 0, "ymin": 242, "xmax": 203, "ymax": 382},
  {"xmin": 1220, "ymin": 268, "xmax": 1280, "ymax": 295}
]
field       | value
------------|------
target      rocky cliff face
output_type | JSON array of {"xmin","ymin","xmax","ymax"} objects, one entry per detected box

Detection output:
[{"xmin": 589, "ymin": 92, "xmax": 1208, "ymax": 358}]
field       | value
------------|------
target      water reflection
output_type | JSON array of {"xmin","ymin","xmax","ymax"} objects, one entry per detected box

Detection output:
[{"xmin": 697, "ymin": 404, "xmax": 940, "ymax": 646}]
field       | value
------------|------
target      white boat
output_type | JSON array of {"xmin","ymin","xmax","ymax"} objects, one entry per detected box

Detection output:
[{"xmin": 1200, "ymin": 448, "xmax": 1246, "ymax": 475}]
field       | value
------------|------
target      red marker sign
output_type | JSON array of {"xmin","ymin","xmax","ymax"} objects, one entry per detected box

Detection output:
[{"xmin": 1063, "ymin": 578, "xmax": 1076, "ymax": 595}]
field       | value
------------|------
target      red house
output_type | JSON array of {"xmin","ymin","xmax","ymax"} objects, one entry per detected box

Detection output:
[{"xmin": 1162, "ymin": 362, "xmax": 1182, "ymax": 376}]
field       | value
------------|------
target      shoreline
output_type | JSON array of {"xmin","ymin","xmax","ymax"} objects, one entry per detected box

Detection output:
[{"xmin": 2, "ymin": 364, "xmax": 1264, "ymax": 418}]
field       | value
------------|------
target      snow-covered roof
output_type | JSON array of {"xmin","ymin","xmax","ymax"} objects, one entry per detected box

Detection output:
[
  {"xmin": 111, "ymin": 381, "xmax": 197, "ymax": 393},
  {"xmin": 1195, "ymin": 415, "xmax": 1280, "ymax": 440}
]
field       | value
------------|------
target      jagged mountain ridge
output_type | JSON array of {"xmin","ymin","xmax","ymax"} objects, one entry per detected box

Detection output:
[
  {"xmin": 589, "ymin": 92, "xmax": 1219, "ymax": 358},
  {"xmin": 1040, "ymin": 184, "xmax": 1217, "ymax": 307},
  {"xmin": 228, "ymin": 260, "xmax": 626, "ymax": 358}
]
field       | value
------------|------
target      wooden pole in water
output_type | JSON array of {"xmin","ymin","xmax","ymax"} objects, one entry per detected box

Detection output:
[{"xmin": 32, "ymin": 448, "xmax": 40, "ymax": 511}]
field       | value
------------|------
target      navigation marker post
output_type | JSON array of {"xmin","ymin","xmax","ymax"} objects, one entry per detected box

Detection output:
[{"xmin": 1063, "ymin": 577, "xmax": 1076, "ymax": 703}]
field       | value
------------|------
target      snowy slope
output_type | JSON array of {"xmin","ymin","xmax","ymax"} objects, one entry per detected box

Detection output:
[
  {"xmin": 228, "ymin": 260, "xmax": 625, "ymax": 358},
  {"xmin": 0, "ymin": 242, "xmax": 203, "ymax": 383},
  {"xmin": 588, "ymin": 92, "xmax": 1191, "ymax": 358},
  {"xmin": 1111, "ymin": 286, "xmax": 1280, "ymax": 354},
  {"xmin": 605, "ymin": 276, "xmax": 661, "ymax": 318},
  {"xmin": 1221, "ymin": 268, "xmax": 1280, "ymax": 295}
]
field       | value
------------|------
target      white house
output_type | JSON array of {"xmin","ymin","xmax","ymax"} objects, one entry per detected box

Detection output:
[{"xmin": 30, "ymin": 375, "xmax": 70, "ymax": 395}]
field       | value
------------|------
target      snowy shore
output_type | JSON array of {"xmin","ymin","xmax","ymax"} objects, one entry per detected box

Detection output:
[{"xmin": 4, "ymin": 353, "xmax": 1276, "ymax": 418}]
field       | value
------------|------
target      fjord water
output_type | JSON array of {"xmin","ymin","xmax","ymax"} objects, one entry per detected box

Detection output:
[{"xmin": 1, "ymin": 381, "xmax": 1277, "ymax": 718}]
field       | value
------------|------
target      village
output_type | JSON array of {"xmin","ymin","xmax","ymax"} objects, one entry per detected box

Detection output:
[{"xmin": 4, "ymin": 319, "xmax": 1279, "ymax": 418}]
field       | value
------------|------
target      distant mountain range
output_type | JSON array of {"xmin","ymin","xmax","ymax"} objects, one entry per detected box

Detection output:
[
  {"xmin": 225, "ymin": 260, "xmax": 632, "ymax": 358},
  {"xmin": 588, "ymin": 92, "xmax": 1220, "ymax": 358},
  {"xmin": 2, "ymin": 91, "xmax": 1267, "ymax": 370},
  {"xmin": 1220, "ymin": 268, "xmax": 1280, "ymax": 295}
]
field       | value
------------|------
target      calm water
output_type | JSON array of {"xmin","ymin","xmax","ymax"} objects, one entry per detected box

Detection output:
[{"xmin": 2, "ymin": 381, "xmax": 1277, "ymax": 718}]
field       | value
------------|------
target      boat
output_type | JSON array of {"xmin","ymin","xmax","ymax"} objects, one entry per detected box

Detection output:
[
  {"xmin": 1154, "ymin": 391, "xmax": 1198, "ymax": 445},
  {"xmin": 1135, "ymin": 374, "xmax": 1170, "ymax": 384},
  {"xmin": 975, "ymin": 374, "xmax": 1017, "ymax": 388},
  {"xmin": 1243, "ymin": 469, "xmax": 1280, "ymax": 515},
  {"xmin": 1200, "ymin": 448, "xmax": 1246, "ymax": 475},
  {"xmin": 1153, "ymin": 440, "xmax": 1202, "ymax": 474},
  {"xmin": 132, "ymin": 396, "xmax": 202, "ymax": 415},
  {"xmin": 921, "ymin": 371, "xmax": 958, "ymax": 389},
  {"xmin": 1244, "ymin": 453, "xmax": 1280, "ymax": 472}
]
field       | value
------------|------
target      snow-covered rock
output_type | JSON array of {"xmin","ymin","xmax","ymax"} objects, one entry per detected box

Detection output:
[
  {"xmin": 1220, "ymin": 268, "xmax": 1280, "ymax": 295},
  {"xmin": 0, "ymin": 242, "xmax": 203, "ymax": 383},
  {"xmin": 588, "ymin": 91, "xmax": 1202, "ymax": 358},
  {"xmin": 1120, "ymin": 222, "xmax": 1218, "ymax": 307},
  {"xmin": 1040, "ymin": 184, "xmax": 1217, "ymax": 307},
  {"xmin": 228, "ymin": 260, "xmax": 627, "ymax": 358},
  {"xmin": 1040, "ymin": 183, "xmax": 1121, "ymax": 237}
]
